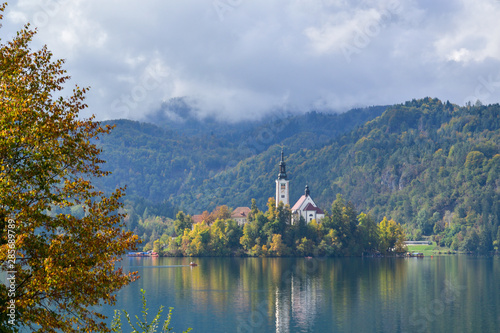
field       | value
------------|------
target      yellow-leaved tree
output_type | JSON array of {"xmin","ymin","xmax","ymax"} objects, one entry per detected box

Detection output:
[
  {"xmin": 378, "ymin": 217, "xmax": 406, "ymax": 254},
  {"xmin": 0, "ymin": 4, "xmax": 138, "ymax": 332}
]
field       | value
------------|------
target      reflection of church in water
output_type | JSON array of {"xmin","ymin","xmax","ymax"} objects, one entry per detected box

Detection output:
[
  {"xmin": 275, "ymin": 149, "xmax": 325, "ymax": 224},
  {"xmin": 275, "ymin": 274, "xmax": 321, "ymax": 333},
  {"xmin": 274, "ymin": 150, "xmax": 323, "ymax": 332}
]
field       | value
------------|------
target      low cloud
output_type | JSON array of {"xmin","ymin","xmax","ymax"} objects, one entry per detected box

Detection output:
[{"xmin": 3, "ymin": 0, "xmax": 500, "ymax": 122}]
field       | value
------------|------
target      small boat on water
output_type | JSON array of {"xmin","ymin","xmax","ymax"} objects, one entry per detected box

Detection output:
[
  {"xmin": 189, "ymin": 262, "xmax": 198, "ymax": 266},
  {"xmin": 407, "ymin": 252, "xmax": 424, "ymax": 258}
]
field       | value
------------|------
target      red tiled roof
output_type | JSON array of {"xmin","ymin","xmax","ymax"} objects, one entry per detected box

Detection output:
[
  {"xmin": 303, "ymin": 203, "xmax": 316, "ymax": 211},
  {"xmin": 231, "ymin": 207, "xmax": 251, "ymax": 218},
  {"xmin": 192, "ymin": 215, "xmax": 204, "ymax": 224},
  {"xmin": 303, "ymin": 203, "xmax": 325, "ymax": 215}
]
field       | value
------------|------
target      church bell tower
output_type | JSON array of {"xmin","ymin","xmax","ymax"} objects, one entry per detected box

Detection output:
[{"xmin": 276, "ymin": 149, "xmax": 290, "ymax": 207}]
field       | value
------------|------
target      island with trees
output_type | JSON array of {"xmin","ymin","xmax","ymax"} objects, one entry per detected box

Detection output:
[{"xmin": 151, "ymin": 195, "xmax": 406, "ymax": 258}]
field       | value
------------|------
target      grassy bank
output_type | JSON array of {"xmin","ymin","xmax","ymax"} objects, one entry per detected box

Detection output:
[{"xmin": 406, "ymin": 242, "xmax": 456, "ymax": 256}]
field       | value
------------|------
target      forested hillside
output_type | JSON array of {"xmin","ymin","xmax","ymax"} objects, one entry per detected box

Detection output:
[
  {"xmin": 94, "ymin": 105, "xmax": 386, "ymax": 214},
  {"xmin": 94, "ymin": 98, "xmax": 500, "ymax": 252}
]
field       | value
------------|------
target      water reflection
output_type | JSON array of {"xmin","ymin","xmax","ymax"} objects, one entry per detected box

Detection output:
[{"xmin": 103, "ymin": 256, "xmax": 500, "ymax": 333}]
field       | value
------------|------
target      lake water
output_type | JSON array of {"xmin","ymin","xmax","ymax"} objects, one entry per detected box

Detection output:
[{"xmin": 100, "ymin": 256, "xmax": 500, "ymax": 333}]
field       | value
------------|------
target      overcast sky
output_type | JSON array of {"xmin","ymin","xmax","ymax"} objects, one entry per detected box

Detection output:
[{"xmin": 3, "ymin": 0, "xmax": 500, "ymax": 122}]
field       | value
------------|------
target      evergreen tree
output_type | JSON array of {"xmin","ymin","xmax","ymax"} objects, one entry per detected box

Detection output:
[{"xmin": 174, "ymin": 211, "xmax": 192, "ymax": 236}]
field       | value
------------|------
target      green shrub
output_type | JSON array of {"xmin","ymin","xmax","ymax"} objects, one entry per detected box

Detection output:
[{"xmin": 111, "ymin": 289, "xmax": 192, "ymax": 333}]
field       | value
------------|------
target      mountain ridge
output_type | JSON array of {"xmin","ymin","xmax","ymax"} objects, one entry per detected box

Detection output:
[{"xmin": 95, "ymin": 104, "xmax": 387, "ymax": 208}]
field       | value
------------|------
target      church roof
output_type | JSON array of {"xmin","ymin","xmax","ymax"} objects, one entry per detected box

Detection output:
[
  {"xmin": 291, "ymin": 185, "xmax": 325, "ymax": 214},
  {"xmin": 291, "ymin": 195, "xmax": 307, "ymax": 211},
  {"xmin": 303, "ymin": 203, "xmax": 325, "ymax": 215},
  {"xmin": 278, "ymin": 149, "xmax": 287, "ymax": 180}
]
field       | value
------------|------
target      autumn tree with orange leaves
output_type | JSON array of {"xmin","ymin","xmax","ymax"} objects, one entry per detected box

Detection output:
[{"xmin": 0, "ymin": 4, "xmax": 138, "ymax": 332}]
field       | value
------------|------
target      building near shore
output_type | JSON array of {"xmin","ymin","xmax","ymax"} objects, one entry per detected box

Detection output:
[{"xmin": 231, "ymin": 207, "xmax": 251, "ymax": 226}]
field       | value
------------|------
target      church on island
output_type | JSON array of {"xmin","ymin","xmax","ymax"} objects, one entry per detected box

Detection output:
[
  {"xmin": 275, "ymin": 149, "xmax": 325, "ymax": 224},
  {"xmin": 195, "ymin": 149, "xmax": 325, "ymax": 226}
]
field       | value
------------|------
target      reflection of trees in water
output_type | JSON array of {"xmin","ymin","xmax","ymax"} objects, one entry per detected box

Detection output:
[
  {"xmin": 140, "ymin": 257, "xmax": 499, "ymax": 333},
  {"xmin": 179, "ymin": 257, "xmax": 409, "ymax": 332},
  {"xmin": 271, "ymin": 257, "xmax": 408, "ymax": 332}
]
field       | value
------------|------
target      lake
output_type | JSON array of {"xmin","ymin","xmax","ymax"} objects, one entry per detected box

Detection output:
[{"xmin": 100, "ymin": 256, "xmax": 500, "ymax": 333}]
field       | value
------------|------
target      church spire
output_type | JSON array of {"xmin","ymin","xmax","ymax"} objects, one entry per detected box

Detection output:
[
  {"xmin": 276, "ymin": 148, "xmax": 290, "ymax": 207},
  {"xmin": 278, "ymin": 148, "xmax": 287, "ymax": 180},
  {"xmin": 305, "ymin": 184, "xmax": 310, "ymax": 197}
]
